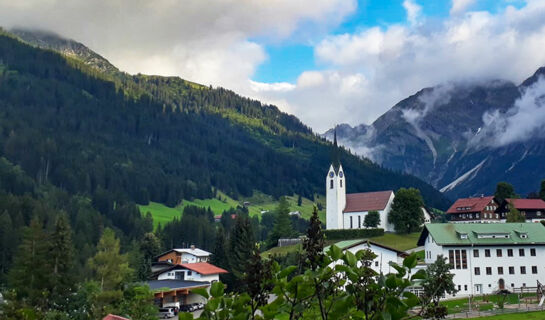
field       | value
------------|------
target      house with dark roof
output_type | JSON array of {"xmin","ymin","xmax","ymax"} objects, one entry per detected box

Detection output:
[
  {"xmin": 498, "ymin": 198, "xmax": 545, "ymax": 222},
  {"xmin": 446, "ymin": 196, "xmax": 502, "ymax": 223},
  {"xmin": 418, "ymin": 223, "xmax": 545, "ymax": 296}
]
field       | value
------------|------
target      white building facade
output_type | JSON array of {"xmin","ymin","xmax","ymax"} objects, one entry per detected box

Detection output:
[
  {"xmin": 326, "ymin": 164, "xmax": 396, "ymax": 232},
  {"xmin": 418, "ymin": 223, "xmax": 545, "ymax": 297},
  {"xmin": 327, "ymin": 239, "xmax": 407, "ymax": 275}
]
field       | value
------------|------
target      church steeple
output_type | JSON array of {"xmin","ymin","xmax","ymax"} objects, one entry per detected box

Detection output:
[{"xmin": 330, "ymin": 127, "xmax": 341, "ymax": 171}]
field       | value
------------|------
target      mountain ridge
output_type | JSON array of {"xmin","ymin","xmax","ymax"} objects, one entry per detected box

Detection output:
[
  {"xmin": 327, "ymin": 69, "xmax": 545, "ymax": 199},
  {"xmin": 0, "ymin": 28, "xmax": 450, "ymax": 210}
]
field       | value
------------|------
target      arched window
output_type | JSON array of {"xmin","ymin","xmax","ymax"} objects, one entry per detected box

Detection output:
[
  {"xmin": 340, "ymin": 179, "xmax": 343, "ymax": 188},
  {"xmin": 330, "ymin": 179, "xmax": 333, "ymax": 189}
]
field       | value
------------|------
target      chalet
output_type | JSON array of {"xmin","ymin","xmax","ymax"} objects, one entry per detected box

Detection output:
[
  {"xmin": 149, "ymin": 246, "xmax": 228, "ymax": 309},
  {"xmin": 155, "ymin": 246, "xmax": 211, "ymax": 264},
  {"xmin": 445, "ymin": 196, "xmax": 502, "ymax": 223},
  {"xmin": 498, "ymin": 198, "xmax": 545, "ymax": 222},
  {"xmin": 418, "ymin": 223, "xmax": 545, "ymax": 296},
  {"xmin": 326, "ymin": 239, "xmax": 408, "ymax": 275}
]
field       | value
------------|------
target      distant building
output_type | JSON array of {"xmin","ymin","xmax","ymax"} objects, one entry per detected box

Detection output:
[
  {"xmin": 326, "ymin": 239, "xmax": 408, "ymax": 275},
  {"xmin": 326, "ymin": 163, "xmax": 395, "ymax": 231},
  {"xmin": 418, "ymin": 223, "xmax": 545, "ymax": 296},
  {"xmin": 446, "ymin": 196, "xmax": 545, "ymax": 223},
  {"xmin": 288, "ymin": 211, "xmax": 301, "ymax": 217},
  {"xmin": 149, "ymin": 246, "xmax": 228, "ymax": 309}
]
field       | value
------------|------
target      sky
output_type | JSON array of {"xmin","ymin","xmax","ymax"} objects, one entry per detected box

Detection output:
[{"xmin": 1, "ymin": 0, "xmax": 544, "ymax": 132}]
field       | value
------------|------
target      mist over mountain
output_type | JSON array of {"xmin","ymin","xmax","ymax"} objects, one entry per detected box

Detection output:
[{"xmin": 326, "ymin": 68, "xmax": 545, "ymax": 199}]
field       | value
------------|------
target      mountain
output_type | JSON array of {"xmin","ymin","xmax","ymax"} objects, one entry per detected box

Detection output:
[
  {"xmin": 326, "ymin": 69, "xmax": 545, "ymax": 199},
  {"xmin": 0, "ymin": 29, "xmax": 450, "ymax": 210}
]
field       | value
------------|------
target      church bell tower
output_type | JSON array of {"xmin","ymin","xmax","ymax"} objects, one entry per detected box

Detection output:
[{"xmin": 326, "ymin": 164, "xmax": 346, "ymax": 230}]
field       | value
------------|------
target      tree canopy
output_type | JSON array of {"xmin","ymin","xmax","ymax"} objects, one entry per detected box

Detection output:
[
  {"xmin": 388, "ymin": 188, "xmax": 425, "ymax": 234},
  {"xmin": 495, "ymin": 182, "xmax": 517, "ymax": 203}
]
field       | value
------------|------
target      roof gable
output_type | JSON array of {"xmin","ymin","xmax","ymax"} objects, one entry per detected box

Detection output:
[
  {"xmin": 446, "ymin": 196, "xmax": 495, "ymax": 214},
  {"xmin": 343, "ymin": 190, "xmax": 394, "ymax": 213},
  {"xmin": 325, "ymin": 238, "xmax": 407, "ymax": 257},
  {"xmin": 419, "ymin": 223, "xmax": 545, "ymax": 246}
]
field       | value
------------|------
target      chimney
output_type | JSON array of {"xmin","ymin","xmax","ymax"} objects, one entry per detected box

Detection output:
[
  {"xmin": 190, "ymin": 245, "xmax": 195, "ymax": 250},
  {"xmin": 480, "ymin": 194, "xmax": 484, "ymax": 198}
]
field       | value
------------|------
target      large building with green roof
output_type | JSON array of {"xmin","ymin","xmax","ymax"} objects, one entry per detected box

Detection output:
[{"xmin": 418, "ymin": 222, "xmax": 545, "ymax": 297}]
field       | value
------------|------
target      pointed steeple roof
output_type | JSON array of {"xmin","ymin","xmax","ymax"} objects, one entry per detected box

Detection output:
[{"xmin": 330, "ymin": 127, "xmax": 341, "ymax": 172}]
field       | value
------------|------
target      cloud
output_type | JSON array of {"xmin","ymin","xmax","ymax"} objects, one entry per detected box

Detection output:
[
  {"xmin": 450, "ymin": 0, "xmax": 476, "ymax": 15},
  {"xmin": 403, "ymin": 0, "xmax": 422, "ymax": 25},
  {"xmin": 472, "ymin": 76, "xmax": 545, "ymax": 147},
  {"xmin": 0, "ymin": 0, "xmax": 356, "ymax": 94}
]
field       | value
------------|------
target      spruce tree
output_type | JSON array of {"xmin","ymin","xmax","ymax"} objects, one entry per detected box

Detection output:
[
  {"xmin": 212, "ymin": 226, "xmax": 228, "ymax": 269},
  {"xmin": 228, "ymin": 216, "xmax": 255, "ymax": 281},
  {"xmin": 302, "ymin": 206, "xmax": 325, "ymax": 270},
  {"xmin": 495, "ymin": 182, "xmax": 516, "ymax": 203},
  {"xmin": 8, "ymin": 216, "xmax": 49, "ymax": 309},
  {"xmin": 48, "ymin": 214, "xmax": 76, "ymax": 309},
  {"xmin": 0, "ymin": 210, "xmax": 14, "ymax": 280},
  {"xmin": 540, "ymin": 180, "xmax": 545, "ymax": 201},
  {"xmin": 244, "ymin": 245, "xmax": 273, "ymax": 318},
  {"xmin": 267, "ymin": 197, "xmax": 294, "ymax": 248}
]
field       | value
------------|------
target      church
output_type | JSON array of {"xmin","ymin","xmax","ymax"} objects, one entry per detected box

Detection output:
[{"xmin": 326, "ymin": 163, "xmax": 396, "ymax": 232}]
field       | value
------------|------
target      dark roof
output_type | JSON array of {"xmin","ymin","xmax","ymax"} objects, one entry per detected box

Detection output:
[
  {"xmin": 146, "ymin": 279, "xmax": 210, "ymax": 291},
  {"xmin": 343, "ymin": 191, "xmax": 393, "ymax": 213},
  {"xmin": 446, "ymin": 196, "xmax": 495, "ymax": 214},
  {"xmin": 506, "ymin": 198, "xmax": 545, "ymax": 210}
]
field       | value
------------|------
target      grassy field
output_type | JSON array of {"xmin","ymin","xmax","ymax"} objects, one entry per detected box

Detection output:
[
  {"xmin": 138, "ymin": 191, "xmax": 326, "ymax": 228},
  {"xmin": 441, "ymin": 293, "xmax": 538, "ymax": 315},
  {"xmin": 261, "ymin": 232, "xmax": 421, "ymax": 257},
  {"xmin": 467, "ymin": 310, "xmax": 545, "ymax": 319}
]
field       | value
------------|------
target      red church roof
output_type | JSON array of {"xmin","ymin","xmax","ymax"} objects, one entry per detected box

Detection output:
[
  {"xmin": 446, "ymin": 196, "xmax": 494, "ymax": 214},
  {"xmin": 506, "ymin": 198, "xmax": 545, "ymax": 210},
  {"xmin": 181, "ymin": 262, "xmax": 228, "ymax": 275},
  {"xmin": 343, "ymin": 191, "xmax": 394, "ymax": 213}
]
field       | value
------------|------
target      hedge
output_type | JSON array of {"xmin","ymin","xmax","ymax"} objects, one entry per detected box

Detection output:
[{"xmin": 323, "ymin": 228, "xmax": 384, "ymax": 240}]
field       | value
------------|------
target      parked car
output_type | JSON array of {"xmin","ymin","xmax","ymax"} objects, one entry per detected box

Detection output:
[
  {"xmin": 191, "ymin": 302, "xmax": 204, "ymax": 310},
  {"xmin": 179, "ymin": 304, "xmax": 194, "ymax": 312},
  {"xmin": 158, "ymin": 307, "xmax": 175, "ymax": 319}
]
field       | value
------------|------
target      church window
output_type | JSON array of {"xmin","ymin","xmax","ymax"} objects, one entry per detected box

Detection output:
[
  {"xmin": 340, "ymin": 180, "xmax": 343, "ymax": 188},
  {"xmin": 358, "ymin": 216, "xmax": 361, "ymax": 228},
  {"xmin": 330, "ymin": 180, "xmax": 333, "ymax": 189},
  {"xmin": 350, "ymin": 216, "xmax": 353, "ymax": 229}
]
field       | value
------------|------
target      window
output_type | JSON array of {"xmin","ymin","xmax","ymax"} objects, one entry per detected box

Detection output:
[
  {"xmin": 509, "ymin": 266, "xmax": 515, "ymax": 274},
  {"xmin": 475, "ymin": 267, "xmax": 480, "ymax": 275},
  {"xmin": 449, "ymin": 250, "xmax": 454, "ymax": 268},
  {"xmin": 358, "ymin": 216, "xmax": 361, "ymax": 228},
  {"xmin": 485, "ymin": 249, "xmax": 491, "ymax": 257},
  {"xmin": 187, "ymin": 271, "xmax": 192, "ymax": 276},
  {"xmin": 464, "ymin": 285, "xmax": 468, "ymax": 291},
  {"xmin": 496, "ymin": 249, "xmax": 502, "ymax": 257},
  {"xmin": 458, "ymin": 285, "xmax": 461, "ymax": 291},
  {"xmin": 511, "ymin": 283, "xmax": 515, "ymax": 288},
  {"xmin": 519, "ymin": 249, "xmax": 525, "ymax": 257},
  {"xmin": 486, "ymin": 267, "xmax": 492, "ymax": 275},
  {"xmin": 340, "ymin": 180, "xmax": 343, "ymax": 188},
  {"xmin": 498, "ymin": 267, "xmax": 504, "ymax": 275},
  {"xmin": 461, "ymin": 250, "xmax": 467, "ymax": 269},
  {"xmin": 532, "ymin": 266, "xmax": 538, "ymax": 274},
  {"xmin": 531, "ymin": 248, "xmax": 536, "ymax": 256},
  {"xmin": 330, "ymin": 180, "xmax": 333, "ymax": 189},
  {"xmin": 520, "ymin": 266, "xmax": 526, "ymax": 274},
  {"xmin": 473, "ymin": 249, "xmax": 479, "ymax": 257},
  {"xmin": 455, "ymin": 250, "xmax": 461, "ymax": 269},
  {"xmin": 375, "ymin": 261, "xmax": 379, "ymax": 267},
  {"xmin": 350, "ymin": 216, "xmax": 353, "ymax": 229},
  {"xmin": 508, "ymin": 249, "xmax": 513, "ymax": 257}
]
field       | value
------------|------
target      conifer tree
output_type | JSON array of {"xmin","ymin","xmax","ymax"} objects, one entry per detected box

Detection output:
[
  {"xmin": 302, "ymin": 206, "xmax": 325, "ymax": 270},
  {"xmin": 267, "ymin": 197, "xmax": 294, "ymax": 248},
  {"xmin": 8, "ymin": 216, "xmax": 49, "ymax": 309},
  {"xmin": 48, "ymin": 214, "xmax": 76, "ymax": 308},
  {"xmin": 0, "ymin": 210, "xmax": 14, "ymax": 279},
  {"xmin": 228, "ymin": 216, "xmax": 255, "ymax": 281},
  {"xmin": 244, "ymin": 245, "xmax": 273, "ymax": 318},
  {"xmin": 212, "ymin": 226, "xmax": 228, "ymax": 269},
  {"xmin": 540, "ymin": 180, "xmax": 545, "ymax": 201}
]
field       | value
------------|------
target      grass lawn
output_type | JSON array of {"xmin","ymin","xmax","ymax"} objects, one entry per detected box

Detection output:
[
  {"xmin": 467, "ymin": 310, "xmax": 545, "ymax": 319},
  {"xmin": 138, "ymin": 201, "xmax": 182, "ymax": 228},
  {"xmin": 441, "ymin": 293, "xmax": 536, "ymax": 315},
  {"xmin": 366, "ymin": 232, "xmax": 421, "ymax": 251}
]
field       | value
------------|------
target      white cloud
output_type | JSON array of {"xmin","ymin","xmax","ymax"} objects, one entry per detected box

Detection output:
[
  {"xmin": 450, "ymin": 0, "xmax": 476, "ymax": 15},
  {"xmin": 472, "ymin": 76, "xmax": 545, "ymax": 147},
  {"xmin": 403, "ymin": 0, "xmax": 422, "ymax": 25}
]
